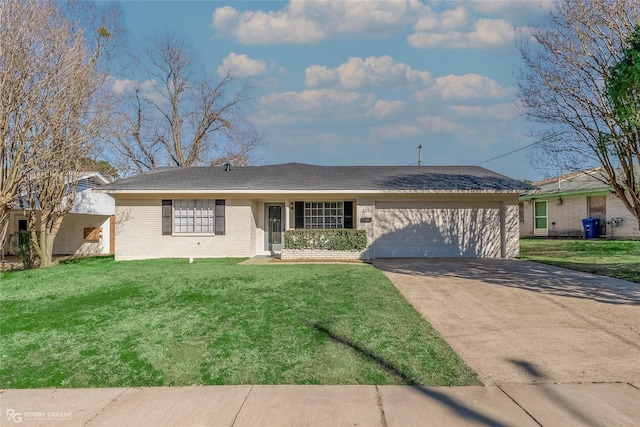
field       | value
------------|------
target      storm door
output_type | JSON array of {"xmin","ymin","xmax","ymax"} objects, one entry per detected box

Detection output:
[{"xmin": 266, "ymin": 204, "xmax": 284, "ymax": 251}]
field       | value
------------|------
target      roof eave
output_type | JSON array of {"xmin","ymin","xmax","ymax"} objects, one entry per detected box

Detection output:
[
  {"xmin": 97, "ymin": 188, "xmax": 526, "ymax": 195},
  {"xmin": 519, "ymin": 188, "xmax": 611, "ymax": 200}
]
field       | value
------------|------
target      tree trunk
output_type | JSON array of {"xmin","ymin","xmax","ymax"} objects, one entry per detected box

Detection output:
[{"xmin": 37, "ymin": 232, "xmax": 56, "ymax": 268}]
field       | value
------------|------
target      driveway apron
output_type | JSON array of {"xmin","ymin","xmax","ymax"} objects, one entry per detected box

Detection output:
[{"xmin": 374, "ymin": 258, "xmax": 640, "ymax": 385}]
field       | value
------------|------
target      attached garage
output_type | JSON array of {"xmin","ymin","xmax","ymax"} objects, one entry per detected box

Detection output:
[{"xmin": 372, "ymin": 201, "xmax": 507, "ymax": 258}]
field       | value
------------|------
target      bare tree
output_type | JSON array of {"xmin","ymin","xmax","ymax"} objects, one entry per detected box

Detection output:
[
  {"xmin": 111, "ymin": 35, "xmax": 260, "ymax": 175},
  {"xmin": 518, "ymin": 0, "xmax": 640, "ymax": 230},
  {"xmin": 0, "ymin": 0, "xmax": 114, "ymax": 267}
]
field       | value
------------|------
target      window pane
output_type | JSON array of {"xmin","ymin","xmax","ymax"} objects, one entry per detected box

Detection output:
[{"xmin": 535, "ymin": 218, "xmax": 547, "ymax": 229}]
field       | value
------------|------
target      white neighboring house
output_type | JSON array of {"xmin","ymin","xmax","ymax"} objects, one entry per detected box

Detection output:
[
  {"xmin": 2, "ymin": 172, "xmax": 115, "ymax": 257},
  {"xmin": 519, "ymin": 169, "xmax": 640, "ymax": 239}
]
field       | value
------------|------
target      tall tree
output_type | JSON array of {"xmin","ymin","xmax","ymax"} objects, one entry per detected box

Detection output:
[
  {"xmin": 111, "ymin": 35, "xmax": 260, "ymax": 175},
  {"xmin": 0, "ymin": 0, "xmax": 114, "ymax": 266},
  {"xmin": 518, "ymin": 0, "xmax": 640, "ymax": 230}
]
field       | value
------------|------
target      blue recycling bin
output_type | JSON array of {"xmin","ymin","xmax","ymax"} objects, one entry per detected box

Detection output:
[{"xmin": 581, "ymin": 217, "xmax": 600, "ymax": 238}]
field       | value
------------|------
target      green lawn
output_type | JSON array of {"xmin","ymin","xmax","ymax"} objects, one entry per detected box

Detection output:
[
  {"xmin": 520, "ymin": 238, "xmax": 640, "ymax": 283},
  {"xmin": 0, "ymin": 257, "xmax": 479, "ymax": 388}
]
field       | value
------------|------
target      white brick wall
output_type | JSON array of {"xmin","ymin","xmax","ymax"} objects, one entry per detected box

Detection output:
[
  {"xmin": 548, "ymin": 195, "xmax": 588, "ymax": 237},
  {"xmin": 281, "ymin": 249, "xmax": 369, "ymax": 260},
  {"xmin": 606, "ymin": 194, "xmax": 640, "ymax": 239},
  {"xmin": 114, "ymin": 199, "xmax": 256, "ymax": 261},
  {"xmin": 521, "ymin": 194, "xmax": 639, "ymax": 239}
]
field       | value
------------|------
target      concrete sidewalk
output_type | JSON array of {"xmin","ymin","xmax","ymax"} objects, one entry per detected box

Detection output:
[{"xmin": 2, "ymin": 383, "xmax": 639, "ymax": 426}]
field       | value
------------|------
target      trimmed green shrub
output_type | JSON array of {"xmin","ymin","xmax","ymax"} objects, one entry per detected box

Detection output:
[{"xmin": 284, "ymin": 229, "xmax": 368, "ymax": 251}]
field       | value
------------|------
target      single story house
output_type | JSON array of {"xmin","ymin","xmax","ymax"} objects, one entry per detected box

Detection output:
[
  {"xmin": 519, "ymin": 169, "xmax": 640, "ymax": 239},
  {"xmin": 2, "ymin": 172, "xmax": 115, "ymax": 257},
  {"xmin": 98, "ymin": 163, "xmax": 530, "ymax": 261}
]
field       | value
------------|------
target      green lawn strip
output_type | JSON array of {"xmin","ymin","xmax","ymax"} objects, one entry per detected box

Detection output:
[
  {"xmin": 0, "ymin": 257, "xmax": 479, "ymax": 388},
  {"xmin": 520, "ymin": 239, "xmax": 640, "ymax": 283}
]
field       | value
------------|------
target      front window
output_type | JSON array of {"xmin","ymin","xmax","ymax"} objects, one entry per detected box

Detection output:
[
  {"xmin": 304, "ymin": 202, "xmax": 344, "ymax": 229},
  {"xmin": 173, "ymin": 200, "xmax": 216, "ymax": 233}
]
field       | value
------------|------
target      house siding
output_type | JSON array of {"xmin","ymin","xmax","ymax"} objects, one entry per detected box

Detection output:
[
  {"xmin": 53, "ymin": 213, "xmax": 112, "ymax": 255},
  {"xmin": 520, "ymin": 194, "xmax": 640, "ymax": 239},
  {"xmin": 549, "ymin": 195, "xmax": 588, "ymax": 237},
  {"xmin": 606, "ymin": 194, "xmax": 640, "ymax": 239},
  {"xmin": 114, "ymin": 198, "xmax": 256, "ymax": 261}
]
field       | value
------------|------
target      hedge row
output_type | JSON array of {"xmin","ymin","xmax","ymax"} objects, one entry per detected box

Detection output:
[{"xmin": 284, "ymin": 229, "xmax": 368, "ymax": 251}]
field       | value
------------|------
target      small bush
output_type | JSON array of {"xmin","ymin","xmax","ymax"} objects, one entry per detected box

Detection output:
[
  {"xmin": 284, "ymin": 229, "xmax": 368, "ymax": 251},
  {"xmin": 14, "ymin": 230, "xmax": 37, "ymax": 270}
]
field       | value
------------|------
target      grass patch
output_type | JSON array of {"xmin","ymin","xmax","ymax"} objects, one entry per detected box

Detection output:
[
  {"xmin": 0, "ymin": 257, "xmax": 479, "ymax": 388},
  {"xmin": 520, "ymin": 239, "xmax": 640, "ymax": 283}
]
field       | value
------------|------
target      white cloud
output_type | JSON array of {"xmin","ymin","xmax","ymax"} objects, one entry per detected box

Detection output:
[
  {"xmin": 217, "ymin": 53, "xmax": 266, "ymax": 78},
  {"xmin": 110, "ymin": 77, "xmax": 136, "ymax": 95},
  {"xmin": 259, "ymin": 89, "xmax": 373, "ymax": 117},
  {"xmin": 305, "ymin": 56, "xmax": 432, "ymax": 90},
  {"xmin": 416, "ymin": 116, "xmax": 459, "ymax": 133},
  {"xmin": 257, "ymin": 88, "xmax": 404, "ymax": 121},
  {"xmin": 109, "ymin": 77, "xmax": 155, "ymax": 95},
  {"xmin": 212, "ymin": 0, "xmax": 423, "ymax": 45},
  {"xmin": 415, "ymin": 74, "xmax": 515, "ymax": 101},
  {"xmin": 452, "ymin": 103, "xmax": 519, "ymax": 120},
  {"xmin": 409, "ymin": 17, "xmax": 515, "ymax": 49},
  {"xmin": 370, "ymin": 114, "xmax": 459, "ymax": 140},
  {"xmin": 370, "ymin": 122, "xmax": 423, "ymax": 139},
  {"xmin": 372, "ymin": 100, "xmax": 405, "ymax": 118},
  {"xmin": 470, "ymin": 1, "xmax": 551, "ymax": 25},
  {"xmin": 212, "ymin": 1, "xmax": 537, "ymax": 51}
]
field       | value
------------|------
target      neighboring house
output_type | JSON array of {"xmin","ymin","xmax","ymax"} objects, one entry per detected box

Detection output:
[
  {"xmin": 519, "ymin": 169, "xmax": 640, "ymax": 239},
  {"xmin": 99, "ymin": 163, "xmax": 529, "ymax": 261},
  {"xmin": 2, "ymin": 172, "xmax": 115, "ymax": 257}
]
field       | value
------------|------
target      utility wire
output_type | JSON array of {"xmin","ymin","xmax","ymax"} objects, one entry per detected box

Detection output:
[
  {"xmin": 473, "ymin": 141, "xmax": 539, "ymax": 166},
  {"xmin": 473, "ymin": 131, "xmax": 563, "ymax": 166}
]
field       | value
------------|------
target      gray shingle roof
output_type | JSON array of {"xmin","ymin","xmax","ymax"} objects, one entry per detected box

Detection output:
[{"xmin": 100, "ymin": 163, "xmax": 530, "ymax": 193}]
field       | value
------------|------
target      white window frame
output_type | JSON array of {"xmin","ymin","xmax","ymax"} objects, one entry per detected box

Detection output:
[
  {"xmin": 304, "ymin": 201, "xmax": 344, "ymax": 229},
  {"xmin": 173, "ymin": 199, "xmax": 216, "ymax": 234}
]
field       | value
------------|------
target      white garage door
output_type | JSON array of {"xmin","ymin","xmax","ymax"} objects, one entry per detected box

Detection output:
[{"xmin": 373, "ymin": 201, "xmax": 503, "ymax": 258}]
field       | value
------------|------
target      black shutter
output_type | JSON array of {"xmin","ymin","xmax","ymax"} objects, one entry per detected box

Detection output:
[
  {"xmin": 215, "ymin": 200, "xmax": 225, "ymax": 235},
  {"xmin": 295, "ymin": 202, "xmax": 304, "ymax": 229},
  {"xmin": 162, "ymin": 200, "xmax": 172, "ymax": 235},
  {"xmin": 344, "ymin": 201, "xmax": 353, "ymax": 229}
]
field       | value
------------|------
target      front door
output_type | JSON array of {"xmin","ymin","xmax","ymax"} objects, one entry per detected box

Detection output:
[
  {"xmin": 266, "ymin": 204, "xmax": 284, "ymax": 252},
  {"xmin": 533, "ymin": 200, "xmax": 548, "ymax": 236}
]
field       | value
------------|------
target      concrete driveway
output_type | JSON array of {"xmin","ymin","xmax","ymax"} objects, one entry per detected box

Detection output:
[{"xmin": 374, "ymin": 258, "xmax": 640, "ymax": 385}]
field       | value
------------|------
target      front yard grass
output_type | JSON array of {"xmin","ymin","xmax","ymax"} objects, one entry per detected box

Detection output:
[
  {"xmin": 520, "ymin": 238, "xmax": 640, "ymax": 283},
  {"xmin": 0, "ymin": 257, "xmax": 479, "ymax": 388}
]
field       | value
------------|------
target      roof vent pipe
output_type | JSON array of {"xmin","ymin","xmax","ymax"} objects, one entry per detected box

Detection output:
[{"xmin": 224, "ymin": 163, "xmax": 231, "ymax": 172}]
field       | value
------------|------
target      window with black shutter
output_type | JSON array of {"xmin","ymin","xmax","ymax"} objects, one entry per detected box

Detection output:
[
  {"xmin": 344, "ymin": 201, "xmax": 353, "ymax": 229},
  {"xmin": 295, "ymin": 202, "xmax": 304, "ymax": 229},
  {"xmin": 162, "ymin": 200, "xmax": 172, "ymax": 235},
  {"xmin": 215, "ymin": 199, "xmax": 225, "ymax": 235}
]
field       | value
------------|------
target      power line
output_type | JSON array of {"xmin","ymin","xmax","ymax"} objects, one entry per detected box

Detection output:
[
  {"xmin": 473, "ymin": 142, "xmax": 539, "ymax": 166},
  {"xmin": 474, "ymin": 132, "xmax": 564, "ymax": 166}
]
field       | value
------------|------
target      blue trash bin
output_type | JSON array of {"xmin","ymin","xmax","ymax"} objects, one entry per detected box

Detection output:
[{"xmin": 581, "ymin": 218, "xmax": 600, "ymax": 238}]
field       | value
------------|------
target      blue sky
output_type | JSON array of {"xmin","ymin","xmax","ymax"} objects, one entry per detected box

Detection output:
[{"xmin": 110, "ymin": 0, "xmax": 553, "ymax": 181}]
